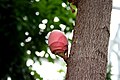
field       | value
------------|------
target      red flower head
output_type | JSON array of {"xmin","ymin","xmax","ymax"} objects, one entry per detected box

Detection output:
[{"xmin": 48, "ymin": 30, "xmax": 68, "ymax": 54}]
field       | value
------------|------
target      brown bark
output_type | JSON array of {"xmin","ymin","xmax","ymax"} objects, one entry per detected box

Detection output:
[{"xmin": 66, "ymin": 0, "xmax": 112, "ymax": 80}]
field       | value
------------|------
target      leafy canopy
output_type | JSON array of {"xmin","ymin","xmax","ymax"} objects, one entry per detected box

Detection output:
[{"xmin": 0, "ymin": 0, "xmax": 75, "ymax": 79}]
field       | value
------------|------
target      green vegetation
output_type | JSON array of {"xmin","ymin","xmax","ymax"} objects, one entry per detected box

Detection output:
[
  {"xmin": 0, "ymin": 0, "xmax": 75, "ymax": 79},
  {"xmin": 0, "ymin": 0, "xmax": 111, "ymax": 79}
]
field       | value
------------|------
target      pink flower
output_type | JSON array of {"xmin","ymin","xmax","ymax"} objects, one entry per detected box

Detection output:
[{"xmin": 48, "ymin": 30, "xmax": 68, "ymax": 54}]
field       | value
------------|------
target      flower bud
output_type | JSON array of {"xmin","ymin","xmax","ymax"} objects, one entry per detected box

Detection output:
[{"xmin": 48, "ymin": 30, "xmax": 68, "ymax": 54}]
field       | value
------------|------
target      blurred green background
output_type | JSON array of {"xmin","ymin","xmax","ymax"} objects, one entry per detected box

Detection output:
[
  {"xmin": 0, "ymin": 0, "xmax": 76, "ymax": 79},
  {"xmin": 0, "ymin": 0, "xmax": 111, "ymax": 80}
]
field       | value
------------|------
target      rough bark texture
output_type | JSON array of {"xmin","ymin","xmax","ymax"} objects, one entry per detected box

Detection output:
[{"xmin": 66, "ymin": 0, "xmax": 112, "ymax": 80}]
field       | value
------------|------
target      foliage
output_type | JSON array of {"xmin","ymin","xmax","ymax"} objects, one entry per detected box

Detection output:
[
  {"xmin": 0, "ymin": 0, "xmax": 75, "ymax": 79},
  {"xmin": 106, "ymin": 64, "xmax": 112, "ymax": 80},
  {"xmin": 0, "ymin": 0, "xmax": 111, "ymax": 79}
]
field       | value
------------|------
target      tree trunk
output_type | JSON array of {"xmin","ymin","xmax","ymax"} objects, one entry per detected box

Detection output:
[{"xmin": 66, "ymin": 0, "xmax": 112, "ymax": 80}]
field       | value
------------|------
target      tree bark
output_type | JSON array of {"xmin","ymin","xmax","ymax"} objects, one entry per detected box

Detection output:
[{"xmin": 66, "ymin": 0, "xmax": 112, "ymax": 80}]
